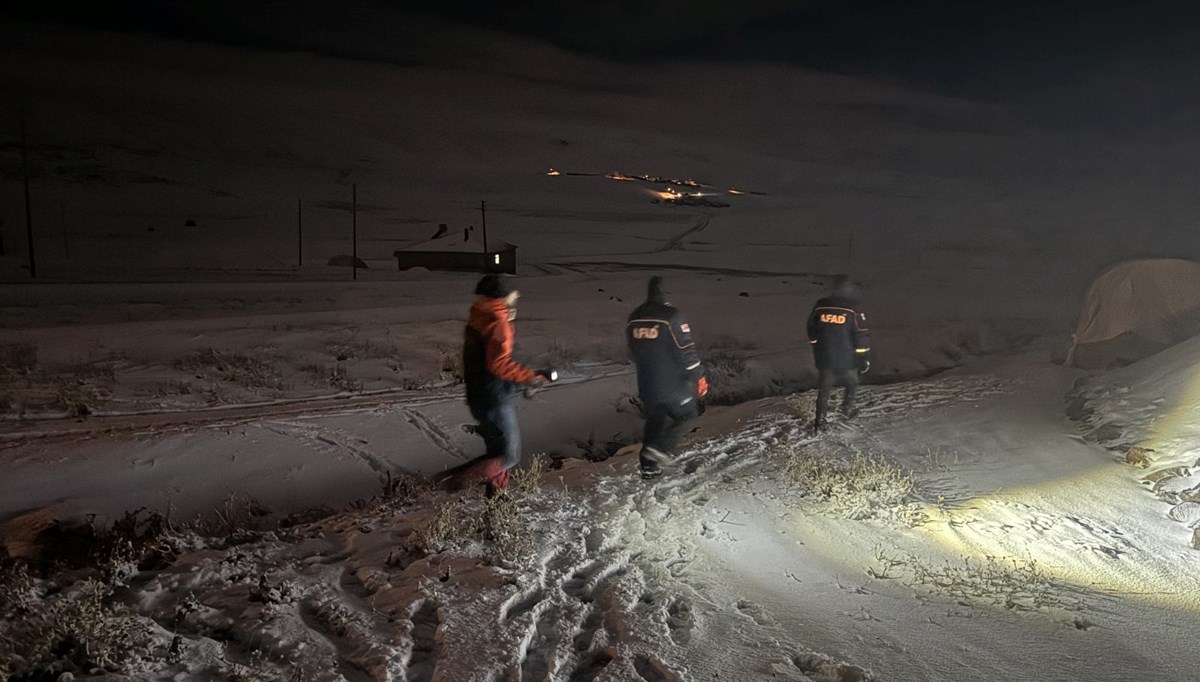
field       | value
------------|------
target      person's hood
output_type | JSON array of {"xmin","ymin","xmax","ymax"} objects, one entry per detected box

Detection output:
[
  {"xmin": 647, "ymin": 276, "xmax": 667, "ymax": 305},
  {"xmin": 475, "ymin": 274, "xmax": 511, "ymax": 299},
  {"xmin": 831, "ymin": 278, "xmax": 860, "ymax": 303}
]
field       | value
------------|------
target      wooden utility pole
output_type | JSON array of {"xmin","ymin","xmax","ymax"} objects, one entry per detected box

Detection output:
[
  {"xmin": 60, "ymin": 205, "xmax": 69, "ymax": 259},
  {"xmin": 297, "ymin": 198, "xmax": 302, "ymax": 269},
  {"xmin": 20, "ymin": 104, "xmax": 35, "ymax": 278},
  {"xmin": 479, "ymin": 199, "xmax": 489, "ymax": 253},
  {"xmin": 352, "ymin": 184, "xmax": 357, "ymax": 281}
]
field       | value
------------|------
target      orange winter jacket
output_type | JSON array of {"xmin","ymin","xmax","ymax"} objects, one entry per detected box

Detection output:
[{"xmin": 463, "ymin": 296, "xmax": 537, "ymax": 407}]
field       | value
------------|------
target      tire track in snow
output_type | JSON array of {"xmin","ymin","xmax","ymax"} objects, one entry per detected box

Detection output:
[
  {"xmin": 262, "ymin": 420, "xmax": 399, "ymax": 476},
  {"xmin": 656, "ymin": 212, "xmax": 711, "ymax": 253},
  {"xmin": 398, "ymin": 406, "xmax": 468, "ymax": 461}
]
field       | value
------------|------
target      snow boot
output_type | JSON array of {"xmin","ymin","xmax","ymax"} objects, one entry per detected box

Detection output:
[
  {"xmin": 640, "ymin": 445, "xmax": 672, "ymax": 466},
  {"xmin": 640, "ymin": 467, "xmax": 664, "ymax": 481}
]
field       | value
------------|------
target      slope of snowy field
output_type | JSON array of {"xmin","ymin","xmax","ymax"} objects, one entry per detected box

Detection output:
[
  {"xmin": 1070, "ymin": 334, "xmax": 1200, "ymax": 546},
  {"xmin": 5, "ymin": 350, "xmax": 1199, "ymax": 681}
]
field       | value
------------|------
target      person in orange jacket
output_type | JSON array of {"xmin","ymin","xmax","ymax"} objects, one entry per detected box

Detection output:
[{"xmin": 460, "ymin": 275, "xmax": 554, "ymax": 494}]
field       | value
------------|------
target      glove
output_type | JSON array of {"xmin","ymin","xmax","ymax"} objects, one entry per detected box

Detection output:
[
  {"xmin": 535, "ymin": 368, "xmax": 559, "ymax": 383},
  {"xmin": 697, "ymin": 376, "xmax": 709, "ymax": 398}
]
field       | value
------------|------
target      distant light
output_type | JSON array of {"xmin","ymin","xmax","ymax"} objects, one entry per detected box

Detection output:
[
  {"xmin": 728, "ymin": 188, "xmax": 746, "ymax": 195},
  {"xmin": 547, "ymin": 168, "xmax": 561, "ymax": 176},
  {"xmin": 494, "ymin": 254, "xmax": 500, "ymax": 265}
]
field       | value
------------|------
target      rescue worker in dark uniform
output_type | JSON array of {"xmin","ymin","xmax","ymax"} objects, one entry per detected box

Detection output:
[
  {"xmin": 461, "ymin": 275, "xmax": 553, "ymax": 494},
  {"xmin": 806, "ymin": 276, "xmax": 871, "ymax": 432},
  {"xmin": 627, "ymin": 276, "xmax": 708, "ymax": 479}
]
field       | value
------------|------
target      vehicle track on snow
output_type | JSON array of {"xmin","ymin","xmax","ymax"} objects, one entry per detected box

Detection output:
[
  {"xmin": 397, "ymin": 407, "xmax": 468, "ymax": 461},
  {"xmin": 0, "ymin": 387, "xmax": 463, "ymax": 446}
]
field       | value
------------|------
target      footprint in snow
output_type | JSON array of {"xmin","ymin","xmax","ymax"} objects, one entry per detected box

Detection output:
[{"xmin": 736, "ymin": 598, "xmax": 776, "ymax": 626}]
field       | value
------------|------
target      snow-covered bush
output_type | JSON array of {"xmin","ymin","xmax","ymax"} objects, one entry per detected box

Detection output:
[
  {"xmin": 0, "ymin": 566, "xmax": 156, "ymax": 678},
  {"xmin": 189, "ymin": 492, "xmax": 271, "ymax": 540},
  {"xmin": 437, "ymin": 344, "xmax": 464, "ymax": 383},
  {"xmin": 783, "ymin": 446, "xmax": 918, "ymax": 522},
  {"xmin": 870, "ymin": 548, "xmax": 1084, "ymax": 614},
  {"xmin": 175, "ymin": 348, "xmax": 283, "ymax": 393},
  {"xmin": 409, "ymin": 455, "xmax": 549, "ymax": 563}
]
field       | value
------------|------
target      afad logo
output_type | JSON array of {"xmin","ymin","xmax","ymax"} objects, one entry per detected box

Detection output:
[
  {"xmin": 632, "ymin": 326, "xmax": 660, "ymax": 340},
  {"xmin": 819, "ymin": 313, "xmax": 847, "ymax": 324}
]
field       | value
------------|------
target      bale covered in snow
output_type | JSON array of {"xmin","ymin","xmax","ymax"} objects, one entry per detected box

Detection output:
[{"xmin": 1067, "ymin": 258, "xmax": 1200, "ymax": 369}]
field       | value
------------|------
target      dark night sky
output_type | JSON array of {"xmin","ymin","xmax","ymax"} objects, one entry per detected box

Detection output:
[{"xmin": 6, "ymin": 0, "xmax": 1200, "ymax": 97}]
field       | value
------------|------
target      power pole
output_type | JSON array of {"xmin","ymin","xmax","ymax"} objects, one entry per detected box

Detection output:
[
  {"xmin": 60, "ymin": 205, "xmax": 69, "ymax": 259},
  {"xmin": 352, "ymin": 184, "xmax": 357, "ymax": 281},
  {"xmin": 20, "ymin": 104, "xmax": 35, "ymax": 278},
  {"xmin": 297, "ymin": 198, "xmax": 302, "ymax": 269},
  {"xmin": 479, "ymin": 199, "xmax": 488, "ymax": 253}
]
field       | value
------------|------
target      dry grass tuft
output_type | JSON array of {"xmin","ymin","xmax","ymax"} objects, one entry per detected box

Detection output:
[
  {"xmin": 869, "ymin": 547, "xmax": 1084, "ymax": 613},
  {"xmin": 540, "ymin": 337, "xmax": 580, "ymax": 372},
  {"xmin": 409, "ymin": 455, "xmax": 549, "ymax": 564},
  {"xmin": 783, "ymin": 445, "xmax": 921, "ymax": 523},
  {"xmin": 189, "ymin": 492, "xmax": 271, "ymax": 540},
  {"xmin": 437, "ymin": 344, "xmax": 464, "ymax": 384},
  {"xmin": 0, "ymin": 567, "xmax": 154, "ymax": 678},
  {"xmin": 702, "ymin": 351, "xmax": 750, "ymax": 406},
  {"xmin": 1124, "ymin": 446, "xmax": 1152, "ymax": 468},
  {"xmin": 176, "ymin": 348, "xmax": 282, "ymax": 392}
]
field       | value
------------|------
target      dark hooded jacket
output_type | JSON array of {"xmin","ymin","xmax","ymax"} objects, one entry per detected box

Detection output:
[
  {"xmin": 627, "ymin": 277, "xmax": 705, "ymax": 406},
  {"xmin": 463, "ymin": 277, "xmax": 538, "ymax": 409},
  {"xmin": 806, "ymin": 283, "xmax": 871, "ymax": 371}
]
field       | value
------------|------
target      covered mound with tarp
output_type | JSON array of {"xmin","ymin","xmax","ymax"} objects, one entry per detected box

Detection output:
[{"xmin": 1067, "ymin": 258, "xmax": 1200, "ymax": 369}]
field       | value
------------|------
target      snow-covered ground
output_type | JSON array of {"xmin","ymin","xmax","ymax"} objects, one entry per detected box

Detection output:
[
  {"xmin": 3, "ymin": 19, "xmax": 1200, "ymax": 682},
  {"xmin": 7, "ymin": 347, "xmax": 1199, "ymax": 681}
]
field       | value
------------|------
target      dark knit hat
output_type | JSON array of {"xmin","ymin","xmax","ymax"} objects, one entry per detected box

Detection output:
[
  {"xmin": 647, "ymin": 276, "xmax": 666, "ymax": 304},
  {"xmin": 475, "ymin": 274, "xmax": 511, "ymax": 299},
  {"xmin": 832, "ymin": 275, "xmax": 858, "ymax": 298}
]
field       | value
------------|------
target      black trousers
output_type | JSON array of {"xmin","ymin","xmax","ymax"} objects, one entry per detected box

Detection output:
[
  {"xmin": 815, "ymin": 368, "xmax": 859, "ymax": 424},
  {"xmin": 640, "ymin": 399, "xmax": 701, "ymax": 470}
]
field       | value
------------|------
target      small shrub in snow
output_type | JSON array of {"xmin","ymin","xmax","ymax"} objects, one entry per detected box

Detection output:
[
  {"xmin": 703, "ymin": 351, "xmax": 750, "ymax": 406},
  {"xmin": 376, "ymin": 470, "xmax": 434, "ymax": 507},
  {"xmin": 922, "ymin": 446, "xmax": 960, "ymax": 472},
  {"xmin": 98, "ymin": 508, "xmax": 178, "ymax": 585},
  {"xmin": 327, "ymin": 363, "xmax": 362, "ymax": 392},
  {"xmin": 189, "ymin": 492, "xmax": 271, "ymax": 540},
  {"xmin": 1124, "ymin": 446, "xmax": 1152, "ymax": 468},
  {"xmin": 0, "ymin": 342, "xmax": 38, "ymax": 370},
  {"xmin": 870, "ymin": 548, "xmax": 1082, "ymax": 613},
  {"xmin": 784, "ymin": 447, "xmax": 917, "ymax": 522},
  {"xmin": 0, "ymin": 568, "xmax": 154, "ymax": 678},
  {"xmin": 409, "ymin": 498, "xmax": 474, "ymax": 555},
  {"xmin": 438, "ymin": 345, "xmax": 464, "ymax": 384},
  {"xmin": 409, "ymin": 455, "xmax": 549, "ymax": 563},
  {"xmin": 9, "ymin": 509, "xmax": 179, "ymax": 588},
  {"xmin": 176, "ymin": 348, "xmax": 282, "ymax": 392},
  {"xmin": 478, "ymin": 456, "xmax": 548, "ymax": 563},
  {"xmin": 541, "ymin": 336, "xmax": 580, "ymax": 371}
]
